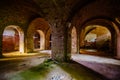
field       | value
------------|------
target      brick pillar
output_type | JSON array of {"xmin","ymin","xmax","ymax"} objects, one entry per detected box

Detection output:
[
  {"xmin": 117, "ymin": 32, "xmax": 120, "ymax": 59},
  {"xmin": 26, "ymin": 32, "xmax": 34, "ymax": 53},
  {"xmin": 24, "ymin": 34, "xmax": 27, "ymax": 53},
  {"xmin": 51, "ymin": 23, "xmax": 68, "ymax": 62}
]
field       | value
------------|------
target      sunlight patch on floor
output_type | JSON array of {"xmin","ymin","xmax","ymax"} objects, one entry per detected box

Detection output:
[
  {"xmin": 72, "ymin": 54, "xmax": 120, "ymax": 65},
  {"xmin": 1, "ymin": 51, "xmax": 50, "ymax": 61}
]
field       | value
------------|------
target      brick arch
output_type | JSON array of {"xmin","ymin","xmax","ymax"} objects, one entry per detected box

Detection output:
[
  {"xmin": 2, "ymin": 25, "xmax": 24, "ymax": 53},
  {"xmin": 79, "ymin": 18, "xmax": 119, "ymax": 57},
  {"xmin": 82, "ymin": 25, "xmax": 112, "ymax": 56},
  {"xmin": 27, "ymin": 18, "xmax": 51, "ymax": 52}
]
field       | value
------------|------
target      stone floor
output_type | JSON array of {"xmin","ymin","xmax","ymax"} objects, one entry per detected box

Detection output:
[
  {"xmin": 72, "ymin": 54, "xmax": 120, "ymax": 80},
  {"xmin": 0, "ymin": 51, "xmax": 109, "ymax": 80},
  {"xmin": 45, "ymin": 64, "xmax": 72, "ymax": 80}
]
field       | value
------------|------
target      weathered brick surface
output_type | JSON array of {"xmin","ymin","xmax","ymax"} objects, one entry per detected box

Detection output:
[{"xmin": 0, "ymin": 0, "xmax": 120, "ymax": 60}]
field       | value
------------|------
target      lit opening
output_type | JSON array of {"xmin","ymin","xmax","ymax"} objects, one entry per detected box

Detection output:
[
  {"xmin": 2, "ymin": 25, "xmax": 24, "ymax": 53},
  {"xmin": 71, "ymin": 27, "xmax": 77, "ymax": 54},
  {"xmin": 80, "ymin": 25, "xmax": 112, "ymax": 57},
  {"xmin": 33, "ymin": 30, "xmax": 45, "ymax": 50}
]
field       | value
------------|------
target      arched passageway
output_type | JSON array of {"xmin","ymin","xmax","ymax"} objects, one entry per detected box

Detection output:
[
  {"xmin": 80, "ymin": 25, "xmax": 112, "ymax": 57},
  {"xmin": 2, "ymin": 25, "xmax": 24, "ymax": 54},
  {"xmin": 27, "ymin": 18, "xmax": 52, "ymax": 52},
  {"xmin": 33, "ymin": 30, "xmax": 45, "ymax": 50},
  {"xmin": 75, "ymin": 17, "xmax": 120, "ymax": 59},
  {"xmin": 33, "ymin": 31, "xmax": 40, "ymax": 49}
]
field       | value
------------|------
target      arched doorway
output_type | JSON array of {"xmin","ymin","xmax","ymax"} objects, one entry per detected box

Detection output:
[
  {"xmin": 80, "ymin": 25, "xmax": 112, "ymax": 57},
  {"xmin": 71, "ymin": 27, "xmax": 77, "ymax": 54},
  {"xmin": 27, "ymin": 18, "xmax": 52, "ymax": 53},
  {"xmin": 2, "ymin": 25, "xmax": 24, "ymax": 53},
  {"xmin": 33, "ymin": 31, "xmax": 40, "ymax": 49},
  {"xmin": 33, "ymin": 30, "xmax": 45, "ymax": 50}
]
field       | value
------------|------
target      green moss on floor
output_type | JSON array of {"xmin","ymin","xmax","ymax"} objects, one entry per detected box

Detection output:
[
  {"xmin": 9, "ymin": 59, "xmax": 105, "ymax": 80},
  {"xmin": 9, "ymin": 59, "xmax": 54, "ymax": 80}
]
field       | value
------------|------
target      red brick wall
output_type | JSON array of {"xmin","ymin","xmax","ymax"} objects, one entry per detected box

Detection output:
[{"xmin": 2, "ymin": 35, "xmax": 19, "ymax": 52}]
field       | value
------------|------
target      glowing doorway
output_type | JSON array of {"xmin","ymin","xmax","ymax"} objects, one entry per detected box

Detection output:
[
  {"xmin": 71, "ymin": 27, "xmax": 77, "ymax": 54},
  {"xmin": 80, "ymin": 25, "xmax": 112, "ymax": 56},
  {"xmin": 33, "ymin": 30, "xmax": 45, "ymax": 50},
  {"xmin": 2, "ymin": 25, "xmax": 24, "ymax": 53}
]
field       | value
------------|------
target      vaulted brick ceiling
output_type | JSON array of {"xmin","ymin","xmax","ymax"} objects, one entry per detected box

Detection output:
[
  {"xmin": 1, "ymin": 0, "xmax": 120, "ymax": 29},
  {"xmin": 33, "ymin": 0, "xmax": 96, "ymax": 21},
  {"xmin": 0, "ymin": 0, "xmax": 96, "ymax": 21}
]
